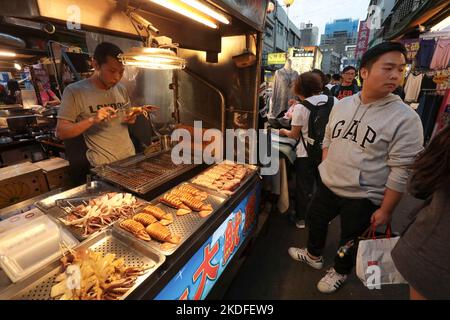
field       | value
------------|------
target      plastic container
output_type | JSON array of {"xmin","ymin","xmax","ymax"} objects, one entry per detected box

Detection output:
[{"xmin": 0, "ymin": 209, "xmax": 78, "ymax": 283}]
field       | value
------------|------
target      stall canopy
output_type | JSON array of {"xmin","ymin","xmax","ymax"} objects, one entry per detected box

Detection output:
[{"xmin": 0, "ymin": 0, "xmax": 267, "ymax": 60}]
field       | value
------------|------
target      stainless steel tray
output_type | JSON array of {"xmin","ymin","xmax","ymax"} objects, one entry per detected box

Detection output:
[
  {"xmin": 92, "ymin": 151, "xmax": 198, "ymax": 195},
  {"xmin": 190, "ymin": 162, "xmax": 259, "ymax": 197},
  {"xmin": 0, "ymin": 229, "xmax": 165, "ymax": 300},
  {"xmin": 35, "ymin": 181, "xmax": 146, "ymax": 241},
  {"xmin": 114, "ymin": 182, "xmax": 226, "ymax": 256}
]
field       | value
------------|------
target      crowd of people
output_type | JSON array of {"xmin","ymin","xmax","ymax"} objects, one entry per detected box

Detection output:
[{"xmin": 260, "ymin": 42, "xmax": 450, "ymax": 299}]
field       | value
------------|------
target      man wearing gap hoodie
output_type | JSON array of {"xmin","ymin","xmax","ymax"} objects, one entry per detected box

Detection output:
[{"xmin": 288, "ymin": 42, "xmax": 424, "ymax": 293}]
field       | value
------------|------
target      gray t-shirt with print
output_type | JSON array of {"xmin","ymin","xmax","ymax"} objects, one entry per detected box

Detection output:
[{"xmin": 57, "ymin": 79, "xmax": 135, "ymax": 167}]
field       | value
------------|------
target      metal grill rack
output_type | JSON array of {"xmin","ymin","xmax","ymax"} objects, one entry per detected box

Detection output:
[
  {"xmin": 0, "ymin": 230, "xmax": 165, "ymax": 300},
  {"xmin": 92, "ymin": 151, "xmax": 198, "ymax": 195},
  {"xmin": 114, "ymin": 182, "xmax": 226, "ymax": 255}
]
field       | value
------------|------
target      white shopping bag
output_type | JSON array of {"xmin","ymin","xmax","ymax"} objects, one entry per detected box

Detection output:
[{"xmin": 356, "ymin": 225, "xmax": 408, "ymax": 289}]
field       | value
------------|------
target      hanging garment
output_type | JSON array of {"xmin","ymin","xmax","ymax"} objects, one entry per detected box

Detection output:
[
  {"xmin": 416, "ymin": 39, "xmax": 436, "ymax": 68},
  {"xmin": 404, "ymin": 73, "xmax": 424, "ymax": 102},
  {"xmin": 430, "ymin": 39, "xmax": 450, "ymax": 70},
  {"xmin": 417, "ymin": 93, "xmax": 444, "ymax": 144},
  {"xmin": 269, "ymin": 68, "xmax": 298, "ymax": 119},
  {"xmin": 431, "ymin": 89, "xmax": 450, "ymax": 138}
]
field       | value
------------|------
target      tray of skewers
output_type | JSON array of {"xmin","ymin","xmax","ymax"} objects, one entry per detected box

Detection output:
[
  {"xmin": 35, "ymin": 181, "xmax": 148, "ymax": 241},
  {"xmin": 114, "ymin": 182, "xmax": 226, "ymax": 255},
  {"xmin": 6, "ymin": 229, "xmax": 165, "ymax": 300},
  {"xmin": 190, "ymin": 161, "xmax": 258, "ymax": 196}
]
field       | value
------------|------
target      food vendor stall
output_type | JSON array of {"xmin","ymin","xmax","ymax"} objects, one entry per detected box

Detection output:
[{"xmin": 0, "ymin": 0, "xmax": 268, "ymax": 300}]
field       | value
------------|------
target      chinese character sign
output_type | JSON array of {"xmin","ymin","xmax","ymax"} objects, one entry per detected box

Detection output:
[
  {"xmin": 355, "ymin": 20, "xmax": 371, "ymax": 61},
  {"xmin": 268, "ymin": 53, "xmax": 287, "ymax": 65},
  {"xmin": 155, "ymin": 187, "xmax": 261, "ymax": 300},
  {"xmin": 400, "ymin": 39, "xmax": 420, "ymax": 63}
]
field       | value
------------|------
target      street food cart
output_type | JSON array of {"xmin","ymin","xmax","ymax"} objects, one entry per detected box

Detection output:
[{"xmin": 0, "ymin": 0, "xmax": 268, "ymax": 300}]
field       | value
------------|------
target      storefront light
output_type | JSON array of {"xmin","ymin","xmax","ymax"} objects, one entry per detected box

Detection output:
[
  {"xmin": 149, "ymin": 0, "xmax": 219, "ymax": 29},
  {"xmin": 0, "ymin": 51, "xmax": 16, "ymax": 57},
  {"xmin": 119, "ymin": 47, "xmax": 186, "ymax": 70},
  {"xmin": 179, "ymin": 0, "xmax": 229, "ymax": 24},
  {"xmin": 431, "ymin": 16, "xmax": 450, "ymax": 32}
]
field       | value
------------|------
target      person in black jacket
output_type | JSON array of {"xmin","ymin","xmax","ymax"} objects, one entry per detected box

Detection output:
[{"xmin": 331, "ymin": 66, "xmax": 360, "ymax": 100}]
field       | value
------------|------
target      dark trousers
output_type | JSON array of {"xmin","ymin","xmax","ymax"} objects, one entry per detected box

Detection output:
[
  {"xmin": 294, "ymin": 157, "xmax": 317, "ymax": 220},
  {"xmin": 306, "ymin": 183, "xmax": 379, "ymax": 275}
]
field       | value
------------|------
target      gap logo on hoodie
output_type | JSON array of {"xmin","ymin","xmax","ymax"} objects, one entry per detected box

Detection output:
[
  {"xmin": 331, "ymin": 119, "xmax": 377, "ymax": 149},
  {"xmin": 319, "ymin": 93, "xmax": 424, "ymax": 205}
]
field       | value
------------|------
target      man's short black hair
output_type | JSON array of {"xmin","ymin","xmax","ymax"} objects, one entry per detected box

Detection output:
[
  {"xmin": 360, "ymin": 41, "xmax": 407, "ymax": 70},
  {"xmin": 342, "ymin": 66, "xmax": 357, "ymax": 74},
  {"xmin": 93, "ymin": 42, "xmax": 123, "ymax": 66},
  {"xmin": 332, "ymin": 74, "xmax": 341, "ymax": 81}
]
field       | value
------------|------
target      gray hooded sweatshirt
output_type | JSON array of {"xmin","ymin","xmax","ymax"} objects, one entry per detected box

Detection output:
[{"xmin": 319, "ymin": 93, "xmax": 424, "ymax": 205}]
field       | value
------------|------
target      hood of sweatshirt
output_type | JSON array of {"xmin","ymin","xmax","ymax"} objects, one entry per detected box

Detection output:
[{"xmin": 319, "ymin": 93, "xmax": 424, "ymax": 205}]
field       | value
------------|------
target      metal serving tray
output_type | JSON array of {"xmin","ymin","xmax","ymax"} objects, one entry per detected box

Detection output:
[
  {"xmin": 91, "ymin": 150, "xmax": 198, "ymax": 195},
  {"xmin": 0, "ymin": 229, "xmax": 165, "ymax": 300},
  {"xmin": 114, "ymin": 182, "xmax": 226, "ymax": 256},
  {"xmin": 35, "ymin": 181, "xmax": 146, "ymax": 241},
  {"xmin": 190, "ymin": 161, "xmax": 259, "ymax": 197}
]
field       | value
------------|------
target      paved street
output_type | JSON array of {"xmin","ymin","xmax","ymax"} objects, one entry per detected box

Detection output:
[{"xmin": 224, "ymin": 194, "xmax": 423, "ymax": 300}]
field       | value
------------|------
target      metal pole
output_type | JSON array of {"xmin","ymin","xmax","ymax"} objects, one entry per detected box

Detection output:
[{"xmin": 286, "ymin": 6, "xmax": 289, "ymax": 52}]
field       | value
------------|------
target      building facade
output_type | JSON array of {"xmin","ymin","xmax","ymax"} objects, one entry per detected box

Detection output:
[
  {"xmin": 321, "ymin": 48, "xmax": 342, "ymax": 74},
  {"xmin": 262, "ymin": 4, "xmax": 301, "ymax": 69},
  {"xmin": 299, "ymin": 22, "xmax": 319, "ymax": 47},
  {"xmin": 320, "ymin": 18, "xmax": 359, "ymax": 56}
]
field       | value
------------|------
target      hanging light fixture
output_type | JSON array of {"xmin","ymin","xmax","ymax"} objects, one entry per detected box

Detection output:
[
  {"xmin": 119, "ymin": 47, "xmax": 186, "ymax": 70},
  {"xmin": 179, "ymin": 0, "xmax": 229, "ymax": 24},
  {"xmin": 118, "ymin": 10, "xmax": 187, "ymax": 70},
  {"xmin": 14, "ymin": 63, "xmax": 22, "ymax": 70},
  {"xmin": 0, "ymin": 51, "xmax": 16, "ymax": 57},
  {"xmin": 283, "ymin": 0, "xmax": 295, "ymax": 7},
  {"xmin": 148, "ymin": 0, "xmax": 230, "ymax": 29}
]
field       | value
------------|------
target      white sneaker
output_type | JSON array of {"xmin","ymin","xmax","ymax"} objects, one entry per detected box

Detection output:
[
  {"xmin": 288, "ymin": 247, "xmax": 324, "ymax": 270},
  {"xmin": 317, "ymin": 268, "xmax": 347, "ymax": 293},
  {"xmin": 295, "ymin": 219, "xmax": 306, "ymax": 229}
]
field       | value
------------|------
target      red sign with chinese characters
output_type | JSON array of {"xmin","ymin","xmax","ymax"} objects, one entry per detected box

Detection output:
[{"xmin": 355, "ymin": 20, "xmax": 371, "ymax": 61}]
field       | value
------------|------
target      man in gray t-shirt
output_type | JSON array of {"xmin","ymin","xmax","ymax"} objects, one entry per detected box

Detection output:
[{"xmin": 56, "ymin": 42, "xmax": 137, "ymax": 167}]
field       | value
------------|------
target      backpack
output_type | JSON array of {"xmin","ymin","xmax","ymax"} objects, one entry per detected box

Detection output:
[{"xmin": 300, "ymin": 96, "xmax": 335, "ymax": 165}]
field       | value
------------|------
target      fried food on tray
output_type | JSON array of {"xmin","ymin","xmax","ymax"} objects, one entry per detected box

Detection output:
[
  {"xmin": 146, "ymin": 222, "xmax": 180, "ymax": 244},
  {"xmin": 142, "ymin": 205, "xmax": 173, "ymax": 225},
  {"xmin": 177, "ymin": 184, "xmax": 208, "ymax": 201},
  {"xmin": 51, "ymin": 249, "xmax": 152, "ymax": 300},
  {"xmin": 159, "ymin": 194, "xmax": 191, "ymax": 216},
  {"xmin": 60, "ymin": 192, "xmax": 141, "ymax": 237},
  {"xmin": 132, "ymin": 212, "xmax": 158, "ymax": 227},
  {"xmin": 120, "ymin": 219, "xmax": 151, "ymax": 241}
]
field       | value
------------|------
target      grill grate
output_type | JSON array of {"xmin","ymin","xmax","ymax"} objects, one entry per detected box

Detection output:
[{"xmin": 93, "ymin": 151, "xmax": 198, "ymax": 194}]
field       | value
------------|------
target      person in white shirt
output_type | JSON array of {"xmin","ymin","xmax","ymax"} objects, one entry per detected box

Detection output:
[
  {"xmin": 325, "ymin": 74, "xmax": 341, "ymax": 91},
  {"xmin": 279, "ymin": 72, "xmax": 338, "ymax": 228}
]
